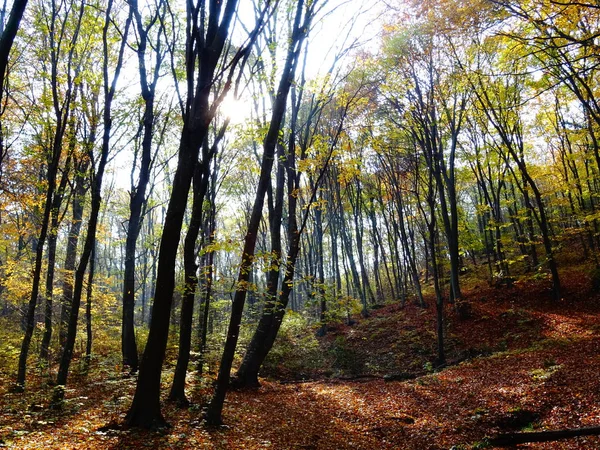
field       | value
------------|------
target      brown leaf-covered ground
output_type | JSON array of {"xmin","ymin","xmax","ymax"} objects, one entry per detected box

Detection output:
[{"xmin": 2, "ymin": 266, "xmax": 600, "ymax": 449}]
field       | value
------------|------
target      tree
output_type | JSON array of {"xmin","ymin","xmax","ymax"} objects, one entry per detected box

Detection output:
[
  {"xmin": 120, "ymin": 0, "xmax": 167, "ymax": 374},
  {"xmin": 126, "ymin": 0, "xmax": 270, "ymax": 428},
  {"xmin": 205, "ymin": 0, "xmax": 318, "ymax": 425},
  {"xmin": 0, "ymin": 0, "xmax": 29, "ymax": 104},
  {"xmin": 54, "ymin": 0, "xmax": 131, "ymax": 403},
  {"xmin": 15, "ymin": 0, "xmax": 86, "ymax": 391},
  {"xmin": 464, "ymin": 35, "xmax": 562, "ymax": 300}
]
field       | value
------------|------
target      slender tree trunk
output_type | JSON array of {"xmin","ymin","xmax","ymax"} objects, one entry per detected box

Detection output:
[
  {"xmin": 84, "ymin": 242, "xmax": 95, "ymax": 369},
  {"xmin": 121, "ymin": 0, "xmax": 164, "ymax": 373},
  {"xmin": 169, "ymin": 141, "xmax": 213, "ymax": 405},
  {"xmin": 60, "ymin": 159, "xmax": 88, "ymax": 348},
  {"xmin": 54, "ymin": 3, "xmax": 131, "ymax": 404},
  {"xmin": 196, "ymin": 201, "xmax": 215, "ymax": 375},
  {"xmin": 206, "ymin": 2, "xmax": 313, "ymax": 423},
  {"xmin": 40, "ymin": 147, "xmax": 73, "ymax": 362}
]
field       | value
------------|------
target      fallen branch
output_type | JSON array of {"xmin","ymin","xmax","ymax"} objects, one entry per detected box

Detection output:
[
  {"xmin": 336, "ymin": 374, "xmax": 382, "ymax": 381},
  {"xmin": 489, "ymin": 425, "xmax": 600, "ymax": 446}
]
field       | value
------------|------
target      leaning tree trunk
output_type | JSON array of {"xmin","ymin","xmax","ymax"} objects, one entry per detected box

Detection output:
[
  {"xmin": 233, "ymin": 84, "xmax": 355, "ymax": 390},
  {"xmin": 205, "ymin": 0, "xmax": 312, "ymax": 424}
]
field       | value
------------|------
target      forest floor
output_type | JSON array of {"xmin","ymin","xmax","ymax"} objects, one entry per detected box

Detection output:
[{"xmin": 3, "ymin": 264, "xmax": 600, "ymax": 449}]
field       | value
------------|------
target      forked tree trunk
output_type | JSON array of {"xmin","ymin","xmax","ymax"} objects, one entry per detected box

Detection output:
[
  {"xmin": 127, "ymin": 0, "xmax": 245, "ymax": 428},
  {"xmin": 169, "ymin": 136, "xmax": 215, "ymax": 405}
]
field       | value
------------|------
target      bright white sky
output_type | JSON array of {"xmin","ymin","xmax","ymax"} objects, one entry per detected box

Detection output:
[{"xmin": 222, "ymin": 0, "xmax": 385, "ymax": 122}]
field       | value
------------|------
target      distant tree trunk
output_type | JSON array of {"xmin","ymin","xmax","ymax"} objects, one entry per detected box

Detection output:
[
  {"xmin": 84, "ymin": 242, "xmax": 95, "ymax": 368},
  {"xmin": 367, "ymin": 201, "xmax": 384, "ymax": 302},
  {"xmin": 418, "ymin": 176, "xmax": 445, "ymax": 366},
  {"xmin": 472, "ymin": 63, "xmax": 561, "ymax": 300},
  {"xmin": 196, "ymin": 183, "xmax": 216, "ymax": 375},
  {"xmin": 328, "ymin": 186, "xmax": 342, "ymax": 298},
  {"xmin": 60, "ymin": 157, "xmax": 89, "ymax": 348},
  {"xmin": 339, "ymin": 209, "xmax": 366, "ymax": 314},
  {"xmin": 350, "ymin": 180, "xmax": 376, "ymax": 306},
  {"xmin": 429, "ymin": 220, "xmax": 445, "ymax": 366},
  {"xmin": 15, "ymin": 159, "xmax": 59, "ymax": 390},
  {"xmin": 14, "ymin": 0, "xmax": 83, "ymax": 389},
  {"xmin": 40, "ymin": 153, "xmax": 72, "ymax": 362},
  {"xmin": 397, "ymin": 190, "xmax": 425, "ymax": 307},
  {"xmin": 315, "ymin": 190, "xmax": 327, "ymax": 335},
  {"xmin": 378, "ymin": 198, "xmax": 401, "ymax": 299}
]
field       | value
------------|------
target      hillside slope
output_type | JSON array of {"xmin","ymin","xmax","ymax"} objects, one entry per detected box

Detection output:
[{"xmin": 2, "ymin": 266, "xmax": 600, "ymax": 449}]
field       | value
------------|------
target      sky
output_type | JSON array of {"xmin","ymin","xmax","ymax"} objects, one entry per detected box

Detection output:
[{"xmin": 109, "ymin": 0, "xmax": 387, "ymax": 192}]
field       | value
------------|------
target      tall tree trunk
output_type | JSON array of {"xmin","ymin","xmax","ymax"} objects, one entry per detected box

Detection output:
[
  {"xmin": 14, "ymin": 0, "xmax": 83, "ymax": 390},
  {"xmin": 196, "ymin": 191, "xmax": 216, "ymax": 375},
  {"xmin": 121, "ymin": 0, "xmax": 164, "ymax": 373},
  {"xmin": 127, "ymin": 0, "xmax": 244, "ymax": 428},
  {"xmin": 40, "ymin": 146, "xmax": 73, "ymax": 362},
  {"xmin": 54, "ymin": 2, "xmax": 131, "ymax": 404},
  {"xmin": 84, "ymin": 242, "xmax": 95, "ymax": 369},
  {"xmin": 169, "ymin": 134, "xmax": 216, "ymax": 405},
  {"xmin": 60, "ymin": 158, "xmax": 89, "ymax": 348},
  {"xmin": 206, "ymin": 1, "xmax": 313, "ymax": 424}
]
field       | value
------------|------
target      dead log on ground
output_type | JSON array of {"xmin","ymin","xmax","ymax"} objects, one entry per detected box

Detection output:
[{"xmin": 488, "ymin": 425, "xmax": 600, "ymax": 446}]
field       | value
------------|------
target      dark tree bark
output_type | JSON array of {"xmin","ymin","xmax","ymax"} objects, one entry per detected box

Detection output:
[
  {"xmin": 0, "ymin": 0, "xmax": 29, "ymax": 102},
  {"xmin": 40, "ymin": 150, "xmax": 72, "ymax": 362},
  {"xmin": 232, "ymin": 84, "xmax": 361, "ymax": 390},
  {"xmin": 205, "ymin": 0, "xmax": 314, "ymax": 425},
  {"xmin": 416, "ymin": 162, "xmax": 445, "ymax": 366},
  {"xmin": 53, "ymin": 1, "xmax": 131, "ymax": 404},
  {"xmin": 84, "ymin": 242, "xmax": 95, "ymax": 369},
  {"xmin": 471, "ymin": 66, "xmax": 562, "ymax": 300},
  {"xmin": 196, "ymin": 163, "xmax": 218, "ymax": 375},
  {"xmin": 314, "ymin": 188, "xmax": 327, "ymax": 335},
  {"xmin": 126, "ymin": 0, "xmax": 258, "ymax": 428},
  {"xmin": 349, "ymin": 178, "xmax": 376, "ymax": 306},
  {"xmin": 60, "ymin": 155, "xmax": 90, "ymax": 348},
  {"xmin": 169, "ymin": 123, "xmax": 224, "ymax": 405},
  {"xmin": 15, "ymin": 0, "xmax": 84, "ymax": 391},
  {"xmin": 121, "ymin": 0, "xmax": 165, "ymax": 373}
]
